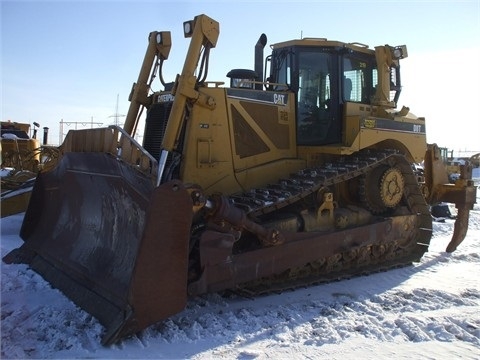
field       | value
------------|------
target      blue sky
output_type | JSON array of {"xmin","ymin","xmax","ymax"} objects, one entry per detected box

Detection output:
[{"xmin": 2, "ymin": 0, "xmax": 479, "ymax": 151}]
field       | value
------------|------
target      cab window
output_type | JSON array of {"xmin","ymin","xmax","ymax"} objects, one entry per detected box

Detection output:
[
  {"xmin": 343, "ymin": 56, "xmax": 377, "ymax": 103},
  {"xmin": 296, "ymin": 50, "xmax": 339, "ymax": 145}
]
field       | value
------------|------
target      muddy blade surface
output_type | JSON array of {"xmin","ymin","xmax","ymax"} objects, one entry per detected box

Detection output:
[{"xmin": 11, "ymin": 152, "xmax": 193, "ymax": 344}]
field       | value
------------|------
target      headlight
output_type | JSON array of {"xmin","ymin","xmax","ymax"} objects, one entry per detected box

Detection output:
[
  {"xmin": 392, "ymin": 45, "xmax": 408, "ymax": 59},
  {"xmin": 183, "ymin": 20, "xmax": 194, "ymax": 37}
]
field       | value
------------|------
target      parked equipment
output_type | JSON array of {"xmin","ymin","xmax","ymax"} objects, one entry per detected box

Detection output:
[
  {"xmin": 1, "ymin": 121, "xmax": 59, "ymax": 217},
  {"xmin": 4, "ymin": 14, "xmax": 476, "ymax": 345}
]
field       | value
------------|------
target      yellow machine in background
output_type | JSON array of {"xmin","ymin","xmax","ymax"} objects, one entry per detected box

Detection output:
[
  {"xmin": 1, "ymin": 121, "xmax": 41, "ymax": 172},
  {"xmin": 4, "ymin": 14, "xmax": 476, "ymax": 345},
  {"xmin": 438, "ymin": 147, "xmax": 480, "ymax": 183},
  {"xmin": 1, "ymin": 121, "xmax": 40, "ymax": 217},
  {"xmin": 1, "ymin": 121, "xmax": 59, "ymax": 217}
]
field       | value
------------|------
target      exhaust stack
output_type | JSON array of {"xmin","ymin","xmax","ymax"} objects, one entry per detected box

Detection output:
[{"xmin": 254, "ymin": 33, "xmax": 267, "ymax": 90}]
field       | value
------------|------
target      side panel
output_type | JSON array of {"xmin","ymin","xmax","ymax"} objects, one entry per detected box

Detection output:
[
  {"xmin": 344, "ymin": 102, "xmax": 427, "ymax": 162},
  {"xmin": 345, "ymin": 116, "xmax": 426, "ymax": 162},
  {"xmin": 181, "ymin": 88, "xmax": 304, "ymax": 194},
  {"xmin": 227, "ymin": 89, "xmax": 304, "ymax": 189},
  {"xmin": 180, "ymin": 87, "xmax": 239, "ymax": 194}
]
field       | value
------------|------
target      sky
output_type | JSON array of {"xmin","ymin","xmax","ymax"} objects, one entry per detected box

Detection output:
[{"xmin": 1, "ymin": 0, "xmax": 479, "ymax": 152}]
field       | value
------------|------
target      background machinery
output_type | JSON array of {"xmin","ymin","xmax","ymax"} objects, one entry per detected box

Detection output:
[
  {"xmin": 4, "ymin": 14, "xmax": 476, "ymax": 345},
  {"xmin": 1, "ymin": 121, "xmax": 59, "ymax": 217},
  {"xmin": 1, "ymin": 121, "xmax": 41, "ymax": 175}
]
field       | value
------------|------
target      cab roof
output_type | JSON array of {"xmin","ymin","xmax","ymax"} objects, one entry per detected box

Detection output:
[{"xmin": 270, "ymin": 38, "xmax": 375, "ymax": 55}]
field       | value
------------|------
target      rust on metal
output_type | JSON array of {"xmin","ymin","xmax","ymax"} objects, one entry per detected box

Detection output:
[
  {"xmin": 188, "ymin": 214, "xmax": 422, "ymax": 295},
  {"xmin": 4, "ymin": 152, "xmax": 193, "ymax": 345}
]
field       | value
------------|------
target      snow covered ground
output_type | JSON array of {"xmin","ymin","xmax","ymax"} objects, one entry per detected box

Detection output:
[{"xmin": 1, "ymin": 175, "xmax": 479, "ymax": 359}]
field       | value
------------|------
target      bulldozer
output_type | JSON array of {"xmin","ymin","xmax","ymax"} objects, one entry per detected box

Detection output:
[
  {"xmin": 1, "ymin": 121, "xmax": 41, "ymax": 174},
  {"xmin": 1, "ymin": 121, "xmax": 59, "ymax": 217},
  {"xmin": 3, "ymin": 14, "xmax": 477, "ymax": 345},
  {"xmin": 1, "ymin": 121, "xmax": 42, "ymax": 217}
]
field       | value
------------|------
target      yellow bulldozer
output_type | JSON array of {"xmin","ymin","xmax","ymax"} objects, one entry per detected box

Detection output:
[
  {"xmin": 1, "ymin": 121, "xmax": 41, "ymax": 173},
  {"xmin": 1, "ymin": 121, "xmax": 59, "ymax": 217},
  {"xmin": 3, "ymin": 14, "xmax": 477, "ymax": 345},
  {"xmin": 1, "ymin": 121, "xmax": 42, "ymax": 217}
]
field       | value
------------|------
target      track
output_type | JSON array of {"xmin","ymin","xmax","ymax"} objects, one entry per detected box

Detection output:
[{"xmin": 227, "ymin": 149, "xmax": 433, "ymax": 295}]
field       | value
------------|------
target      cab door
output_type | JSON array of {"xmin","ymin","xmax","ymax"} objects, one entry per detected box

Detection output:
[{"xmin": 296, "ymin": 49, "xmax": 340, "ymax": 146}]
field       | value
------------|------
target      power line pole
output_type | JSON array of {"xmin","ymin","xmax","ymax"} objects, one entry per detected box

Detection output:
[{"xmin": 109, "ymin": 93, "xmax": 126, "ymax": 126}]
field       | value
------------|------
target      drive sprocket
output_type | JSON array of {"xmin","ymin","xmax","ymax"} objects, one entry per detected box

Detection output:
[
  {"xmin": 379, "ymin": 167, "xmax": 405, "ymax": 208},
  {"xmin": 360, "ymin": 164, "xmax": 404, "ymax": 214}
]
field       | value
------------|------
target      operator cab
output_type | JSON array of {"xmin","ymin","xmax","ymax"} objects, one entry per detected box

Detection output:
[{"xmin": 268, "ymin": 39, "xmax": 379, "ymax": 146}]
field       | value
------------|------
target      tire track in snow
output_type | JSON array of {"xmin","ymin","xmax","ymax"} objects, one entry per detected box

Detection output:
[
  {"xmin": 2, "ymin": 264, "xmax": 479, "ymax": 358},
  {"xmin": 133, "ymin": 287, "xmax": 480, "ymax": 350}
]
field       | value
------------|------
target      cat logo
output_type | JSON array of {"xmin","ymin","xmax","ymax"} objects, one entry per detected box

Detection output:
[
  {"xmin": 364, "ymin": 119, "xmax": 376, "ymax": 128},
  {"xmin": 274, "ymin": 93, "xmax": 286, "ymax": 105}
]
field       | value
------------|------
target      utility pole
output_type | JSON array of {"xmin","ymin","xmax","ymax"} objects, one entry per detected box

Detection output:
[{"xmin": 109, "ymin": 93, "xmax": 126, "ymax": 126}]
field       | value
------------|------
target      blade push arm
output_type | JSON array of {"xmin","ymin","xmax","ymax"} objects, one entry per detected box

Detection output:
[
  {"xmin": 157, "ymin": 14, "xmax": 219, "ymax": 185},
  {"xmin": 123, "ymin": 31, "xmax": 172, "ymax": 136}
]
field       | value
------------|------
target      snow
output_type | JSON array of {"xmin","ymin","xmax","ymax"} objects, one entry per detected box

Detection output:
[
  {"xmin": 0, "ymin": 168, "xmax": 15, "ymax": 177},
  {"xmin": 1, "ymin": 176, "xmax": 479, "ymax": 359},
  {"xmin": 1, "ymin": 134, "xmax": 19, "ymax": 140}
]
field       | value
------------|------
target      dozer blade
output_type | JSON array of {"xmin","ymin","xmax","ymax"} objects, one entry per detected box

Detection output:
[{"xmin": 3, "ymin": 152, "xmax": 193, "ymax": 345}]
